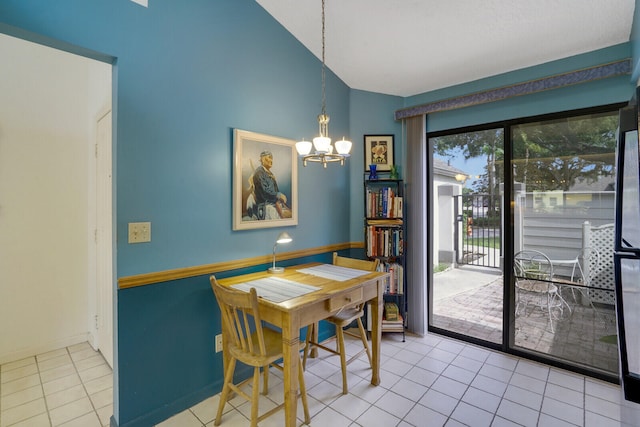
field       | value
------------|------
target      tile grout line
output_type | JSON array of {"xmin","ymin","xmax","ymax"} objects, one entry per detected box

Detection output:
[
  {"xmin": 35, "ymin": 352, "xmax": 54, "ymax": 427},
  {"xmin": 69, "ymin": 345, "xmax": 105, "ymax": 427}
]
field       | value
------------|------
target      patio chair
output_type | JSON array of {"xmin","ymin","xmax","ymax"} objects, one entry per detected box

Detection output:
[
  {"xmin": 555, "ymin": 247, "xmax": 610, "ymax": 322},
  {"xmin": 514, "ymin": 249, "xmax": 569, "ymax": 332},
  {"xmin": 302, "ymin": 252, "xmax": 379, "ymax": 394}
]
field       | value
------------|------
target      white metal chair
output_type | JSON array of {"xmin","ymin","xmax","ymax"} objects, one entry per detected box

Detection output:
[
  {"xmin": 514, "ymin": 249, "xmax": 569, "ymax": 332},
  {"xmin": 556, "ymin": 247, "xmax": 609, "ymax": 321}
]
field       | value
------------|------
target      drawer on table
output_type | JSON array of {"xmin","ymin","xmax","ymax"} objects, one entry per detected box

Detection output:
[{"xmin": 327, "ymin": 288, "xmax": 363, "ymax": 312}]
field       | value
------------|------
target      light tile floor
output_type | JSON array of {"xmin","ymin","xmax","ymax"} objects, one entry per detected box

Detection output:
[
  {"xmin": 3, "ymin": 333, "xmax": 639, "ymax": 427},
  {"xmin": 0, "ymin": 342, "xmax": 112, "ymax": 427},
  {"xmin": 157, "ymin": 332, "xmax": 640, "ymax": 427}
]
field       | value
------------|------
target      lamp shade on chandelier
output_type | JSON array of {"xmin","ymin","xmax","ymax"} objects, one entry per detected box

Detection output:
[{"xmin": 295, "ymin": 0, "xmax": 351, "ymax": 168}]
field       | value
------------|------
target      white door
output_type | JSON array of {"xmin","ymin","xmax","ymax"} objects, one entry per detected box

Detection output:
[{"xmin": 96, "ymin": 110, "xmax": 114, "ymax": 368}]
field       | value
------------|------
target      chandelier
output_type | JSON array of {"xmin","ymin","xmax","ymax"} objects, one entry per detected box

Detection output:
[{"xmin": 295, "ymin": 0, "xmax": 352, "ymax": 168}]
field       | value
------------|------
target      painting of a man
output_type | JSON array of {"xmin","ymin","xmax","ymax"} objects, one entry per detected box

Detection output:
[
  {"xmin": 247, "ymin": 151, "xmax": 291, "ymax": 220},
  {"xmin": 233, "ymin": 129, "xmax": 297, "ymax": 230}
]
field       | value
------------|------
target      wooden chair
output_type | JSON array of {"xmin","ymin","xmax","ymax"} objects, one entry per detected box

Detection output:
[
  {"xmin": 210, "ymin": 276, "xmax": 310, "ymax": 427},
  {"xmin": 302, "ymin": 252, "xmax": 379, "ymax": 394}
]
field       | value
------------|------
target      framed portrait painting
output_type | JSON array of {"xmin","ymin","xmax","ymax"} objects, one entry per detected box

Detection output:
[
  {"xmin": 233, "ymin": 129, "xmax": 298, "ymax": 230},
  {"xmin": 364, "ymin": 134, "xmax": 394, "ymax": 171}
]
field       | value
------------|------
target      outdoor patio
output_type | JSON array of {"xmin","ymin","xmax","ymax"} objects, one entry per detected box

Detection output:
[{"xmin": 432, "ymin": 268, "xmax": 619, "ymax": 374}]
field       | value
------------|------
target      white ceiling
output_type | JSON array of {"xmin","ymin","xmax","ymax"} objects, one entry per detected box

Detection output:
[{"xmin": 256, "ymin": 0, "xmax": 636, "ymax": 97}]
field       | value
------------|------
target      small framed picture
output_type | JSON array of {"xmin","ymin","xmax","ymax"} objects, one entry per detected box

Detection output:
[
  {"xmin": 233, "ymin": 129, "xmax": 298, "ymax": 230},
  {"xmin": 364, "ymin": 135, "xmax": 394, "ymax": 171}
]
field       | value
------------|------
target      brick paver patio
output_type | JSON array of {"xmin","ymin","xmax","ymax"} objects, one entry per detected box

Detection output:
[{"xmin": 432, "ymin": 275, "xmax": 619, "ymax": 373}]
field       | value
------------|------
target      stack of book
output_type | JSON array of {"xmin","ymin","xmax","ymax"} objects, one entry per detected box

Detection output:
[
  {"xmin": 376, "ymin": 262, "xmax": 404, "ymax": 294},
  {"xmin": 382, "ymin": 303, "xmax": 404, "ymax": 331},
  {"xmin": 366, "ymin": 226, "xmax": 404, "ymax": 257},
  {"xmin": 366, "ymin": 187, "xmax": 403, "ymax": 218}
]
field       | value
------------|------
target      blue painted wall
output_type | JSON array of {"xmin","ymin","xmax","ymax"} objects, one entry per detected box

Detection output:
[
  {"xmin": 2, "ymin": 1, "xmax": 639, "ymax": 426},
  {"xmin": 0, "ymin": 0, "xmax": 354, "ymax": 277},
  {"xmin": 1, "ymin": 1, "xmax": 354, "ymax": 425},
  {"xmin": 349, "ymin": 90, "xmax": 404, "ymax": 241},
  {"xmin": 406, "ymin": 43, "xmax": 635, "ymax": 133}
]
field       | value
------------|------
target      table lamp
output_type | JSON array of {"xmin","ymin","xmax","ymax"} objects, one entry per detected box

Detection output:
[{"xmin": 268, "ymin": 231, "xmax": 292, "ymax": 273}]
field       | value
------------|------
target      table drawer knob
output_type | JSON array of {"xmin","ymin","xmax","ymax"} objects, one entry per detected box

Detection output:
[{"xmin": 327, "ymin": 288, "xmax": 363, "ymax": 311}]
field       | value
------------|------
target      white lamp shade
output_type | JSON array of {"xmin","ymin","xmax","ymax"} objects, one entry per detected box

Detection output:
[
  {"xmin": 276, "ymin": 231, "xmax": 292, "ymax": 244},
  {"xmin": 335, "ymin": 138, "xmax": 352, "ymax": 155},
  {"xmin": 296, "ymin": 140, "xmax": 312, "ymax": 155},
  {"xmin": 312, "ymin": 136, "xmax": 331, "ymax": 153}
]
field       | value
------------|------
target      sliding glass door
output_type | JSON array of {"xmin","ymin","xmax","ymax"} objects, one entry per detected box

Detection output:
[
  {"xmin": 429, "ymin": 128, "xmax": 504, "ymax": 344},
  {"xmin": 428, "ymin": 106, "xmax": 621, "ymax": 377},
  {"xmin": 511, "ymin": 111, "xmax": 619, "ymax": 374}
]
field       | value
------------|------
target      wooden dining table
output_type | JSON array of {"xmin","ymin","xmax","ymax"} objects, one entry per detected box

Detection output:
[{"xmin": 216, "ymin": 262, "xmax": 389, "ymax": 427}]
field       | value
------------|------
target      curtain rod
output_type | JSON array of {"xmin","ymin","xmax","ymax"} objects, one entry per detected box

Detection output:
[{"xmin": 395, "ymin": 59, "xmax": 632, "ymax": 120}]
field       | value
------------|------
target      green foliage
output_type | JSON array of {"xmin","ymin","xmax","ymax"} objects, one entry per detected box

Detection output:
[
  {"xmin": 431, "ymin": 110, "xmax": 618, "ymax": 193},
  {"xmin": 463, "ymin": 237, "xmax": 501, "ymax": 249},
  {"xmin": 512, "ymin": 112, "xmax": 618, "ymax": 191},
  {"xmin": 471, "ymin": 215, "xmax": 500, "ymax": 228},
  {"xmin": 433, "ymin": 263, "xmax": 450, "ymax": 273}
]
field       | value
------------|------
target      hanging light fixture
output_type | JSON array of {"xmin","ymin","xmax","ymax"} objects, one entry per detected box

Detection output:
[{"xmin": 295, "ymin": 0, "xmax": 352, "ymax": 168}]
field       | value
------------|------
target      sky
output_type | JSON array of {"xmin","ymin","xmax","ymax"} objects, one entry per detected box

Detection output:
[{"xmin": 435, "ymin": 151, "xmax": 487, "ymax": 188}]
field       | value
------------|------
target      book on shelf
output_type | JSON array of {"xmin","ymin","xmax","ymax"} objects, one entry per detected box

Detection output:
[
  {"xmin": 384, "ymin": 302, "xmax": 399, "ymax": 321},
  {"xmin": 365, "ymin": 304, "xmax": 404, "ymax": 332},
  {"xmin": 382, "ymin": 313, "xmax": 404, "ymax": 324},
  {"xmin": 366, "ymin": 187, "xmax": 403, "ymax": 218},
  {"xmin": 366, "ymin": 226, "xmax": 403, "ymax": 258},
  {"xmin": 367, "ymin": 218, "xmax": 403, "ymax": 226},
  {"xmin": 382, "ymin": 313, "xmax": 404, "ymax": 331},
  {"xmin": 376, "ymin": 262, "xmax": 404, "ymax": 294}
]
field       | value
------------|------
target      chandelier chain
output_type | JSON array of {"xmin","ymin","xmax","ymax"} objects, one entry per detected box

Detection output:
[
  {"xmin": 320, "ymin": 0, "xmax": 326, "ymax": 116},
  {"xmin": 294, "ymin": 0, "xmax": 351, "ymax": 167}
]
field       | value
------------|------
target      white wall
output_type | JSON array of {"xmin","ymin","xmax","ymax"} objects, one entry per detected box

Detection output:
[
  {"xmin": 0, "ymin": 33, "xmax": 110, "ymax": 363},
  {"xmin": 432, "ymin": 175, "xmax": 462, "ymax": 266}
]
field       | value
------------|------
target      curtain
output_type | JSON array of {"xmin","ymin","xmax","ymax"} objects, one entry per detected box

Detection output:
[{"xmin": 404, "ymin": 115, "xmax": 428, "ymax": 335}]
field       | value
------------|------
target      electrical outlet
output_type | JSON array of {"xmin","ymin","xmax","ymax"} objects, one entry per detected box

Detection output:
[
  {"xmin": 215, "ymin": 334, "xmax": 223, "ymax": 353},
  {"xmin": 128, "ymin": 222, "xmax": 151, "ymax": 243}
]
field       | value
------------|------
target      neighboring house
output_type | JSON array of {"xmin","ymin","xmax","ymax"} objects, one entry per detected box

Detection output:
[{"xmin": 433, "ymin": 158, "xmax": 468, "ymax": 266}]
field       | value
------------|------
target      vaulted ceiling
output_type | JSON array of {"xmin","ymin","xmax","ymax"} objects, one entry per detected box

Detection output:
[{"xmin": 257, "ymin": 0, "xmax": 636, "ymax": 97}]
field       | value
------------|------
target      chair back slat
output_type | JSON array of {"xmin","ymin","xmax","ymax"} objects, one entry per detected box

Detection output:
[
  {"xmin": 333, "ymin": 252, "xmax": 379, "ymax": 271},
  {"xmin": 514, "ymin": 249, "xmax": 553, "ymax": 281},
  {"xmin": 210, "ymin": 277, "xmax": 267, "ymax": 358}
]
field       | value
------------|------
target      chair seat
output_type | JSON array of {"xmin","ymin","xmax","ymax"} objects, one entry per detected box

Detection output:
[
  {"xmin": 327, "ymin": 306, "xmax": 364, "ymax": 327},
  {"xmin": 228, "ymin": 328, "xmax": 294, "ymax": 367},
  {"xmin": 516, "ymin": 279, "xmax": 558, "ymax": 294}
]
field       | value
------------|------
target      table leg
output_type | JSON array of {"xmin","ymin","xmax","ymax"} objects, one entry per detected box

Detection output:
[
  {"xmin": 310, "ymin": 321, "xmax": 319, "ymax": 358},
  {"xmin": 370, "ymin": 279, "xmax": 383, "ymax": 386},
  {"xmin": 282, "ymin": 313, "xmax": 299, "ymax": 427}
]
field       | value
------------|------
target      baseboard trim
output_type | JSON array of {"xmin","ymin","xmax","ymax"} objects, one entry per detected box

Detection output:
[{"xmin": 0, "ymin": 332, "xmax": 90, "ymax": 365}]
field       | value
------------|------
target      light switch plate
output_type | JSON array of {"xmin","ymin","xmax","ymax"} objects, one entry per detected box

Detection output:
[
  {"xmin": 215, "ymin": 334, "xmax": 223, "ymax": 353},
  {"xmin": 128, "ymin": 222, "xmax": 151, "ymax": 243}
]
